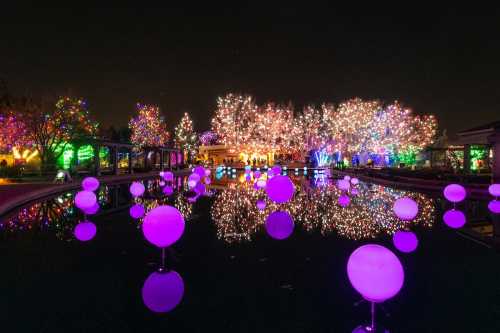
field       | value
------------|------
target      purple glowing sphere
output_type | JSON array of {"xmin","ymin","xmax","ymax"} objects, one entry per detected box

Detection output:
[
  {"xmin": 75, "ymin": 190, "xmax": 97, "ymax": 210},
  {"xmin": 350, "ymin": 178, "xmax": 359, "ymax": 185},
  {"xmin": 337, "ymin": 179, "xmax": 350, "ymax": 191},
  {"xmin": 130, "ymin": 182, "xmax": 145, "ymax": 198},
  {"xmin": 187, "ymin": 179, "xmax": 197, "ymax": 189},
  {"xmin": 254, "ymin": 171, "xmax": 261, "ymax": 179},
  {"xmin": 159, "ymin": 180, "xmax": 165, "ymax": 187},
  {"xmin": 188, "ymin": 173, "xmax": 201, "ymax": 183},
  {"xmin": 488, "ymin": 200, "xmax": 500, "ymax": 214},
  {"xmin": 194, "ymin": 182, "xmax": 206, "ymax": 195},
  {"xmin": 159, "ymin": 171, "xmax": 165, "ymax": 178},
  {"xmin": 163, "ymin": 185, "xmax": 174, "ymax": 196},
  {"xmin": 194, "ymin": 166, "xmax": 206, "ymax": 178},
  {"xmin": 393, "ymin": 197, "xmax": 419, "ymax": 221},
  {"xmin": 338, "ymin": 194, "xmax": 350, "ymax": 207},
  {"xmin": 74, "ymin": 221, "xmax": 97, "ymax": 241},
  {"xmin": 347, "ymin": 244, "xmax": 404, "ymax": 303},
  {"xmin": 256, "ymin": 179, "xmax": 267, "ymax": 189},
  {"xmin": 130, "ymin": 204, "xmax": 145, "ymax": 219},
  {"xmin": 83, "ymin": 202, "xmax": 100, "ymax": 215},
  {"xmin": 204, "ymin": 169, "xmax": 211, "ymax": 177},
  {"xmin": 489, "ymin": 184, "xmax": 500, "ymax": 198},
  {"xmin": 142, "ymin": 270, "xmax": 184, "ymax": 313},
  {"xmin": 204, "ymin": 177, "xmax": 211, "ymax": 185},
  {"xmin": 344, "ymin": 175, "xmax": 351, "ymax": 181},
  {"xmin": 163, "ymin": 171, "xmax": 174, "ymax": 182},
  {"xmin": 142, "ymin": 205, "xmax": 185, "ymax": 248},
  {"xmin": 392, "ymin": 231, "xmax": 418, "ymax": 253},
  {"xmin": 265, "ymin": 211, "xmax": 294, "ymax": 240},
  {"xmin": 265, "ymin": 175, "xmax": 294, "ymax": 203},
  {"xmin": 443, "ymin": 184, "xmax": 466, "ymax": 203},
  {"xmin": 271, "ymin": 165, "xmax": 282, "ymax": 175},
  {"xmin": 256, "ymin": 199, "xmax": 266, "ymax": 210},
  {"xmin": 351, "ymin": 188, "xmax": 359, "ymax": 196},
  {"xmin": 443, "ymin": 209, "xmax": 466, "ymax": 229},
  {"xmin": 81, "ymin": 177, "xmax": 100, "ymax": 192}
]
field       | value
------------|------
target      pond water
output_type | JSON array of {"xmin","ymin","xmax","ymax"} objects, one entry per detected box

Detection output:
[{"xmin": 1, "ymin": 170, "xmax": 499, "ymax": 332}]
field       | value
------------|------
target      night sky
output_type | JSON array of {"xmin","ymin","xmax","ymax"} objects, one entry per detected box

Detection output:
[{"xmin": 2, "ymin": 4, "xmax": 500, "ymax": 135}]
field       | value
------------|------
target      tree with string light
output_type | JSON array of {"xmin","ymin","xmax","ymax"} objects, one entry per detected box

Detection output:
[
  {"xmin": 129, "ymin": 103, "xmax": 169, "ymax": 148},
  {"xmin": 174, "ymin": 112, "xmax": 198, "ymax": 162}
]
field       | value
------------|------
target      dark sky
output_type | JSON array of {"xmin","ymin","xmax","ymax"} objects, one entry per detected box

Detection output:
[{"xmin": 1, "ymin": 4, "xmax": 500, "ymax": 135}]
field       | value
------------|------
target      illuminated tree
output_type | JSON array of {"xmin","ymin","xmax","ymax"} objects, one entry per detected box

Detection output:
[
  {"xmin": 174, "ymin": 112, "xmax": 198, "ymax": 161},
  {"xmin": 129, "ymin": 103, "xmax": 169, "ymax": 148},
  {"xmin": 0, "ymin": 112, "xmax": 30, "ymax": 151}
]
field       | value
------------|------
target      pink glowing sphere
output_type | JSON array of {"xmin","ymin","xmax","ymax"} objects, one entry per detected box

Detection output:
[
  {"xmin": 443, "ymin": 184, "xmax": 466, "ymax": 203},
  {"xmin": 75, "ymin": 190, "xmax": 97, "ymax": 210},
  {"xmin": 163, "ymin": 185, "xmax": 174, "ymax": 196},
  {"xmin": 265, "ymin": 175, "xmax": 294, "ymax": 203},
  {"xmin": 393, "ymin": 197, "xmax": 418, "ymax": 221},
  {"xmin": 194, "ymin": 166, "xmax": 206, "ymax": 178},
  {"xmin": 204, "ymin": 177, "xmax": 211, "ymax": 185},
  {"xmin": 188, "ymin": 173, "xmax": 201, "ymax": 183},
  {"xmin": 254, "ymin": 171, "xmax": 261, "ymax": 179},
  {"xmin": 130, "ymin": 182, "xmax": 145, "ymax": 197},
  {"xmin": 74, "ymin": 221, "xmax": 97, "ymax": 241},
  {"xmin": 351, "ymin": 188, "xmax": 359, "ymax": 196},
  {"xmin": 271, "ymin": 165, "xmax": 282, "ymax": 175},
  {"xmin": 350, "ymin": 178, "xmax": 359, "ymax": 185},
  {"xmin": 159, "ymin": 171, "xmax": 165, "ymax": 178},
  {"xmin": 344, "ymin": 175, "xmax": 351, "ymax": 181},
  {"xmin": 163, "ymin": 171, "xmax": 174, "ymax": 182},
  {"xmin": 256, "ymin": 199, "xmax": 266, "ymax": 210},
  {"xmin": 265, "ymin": 211, "xmax": 294, "ymax": 240},
  {"xmin": 142, "ymin": 205, "xmax": 185, "ymax": 248},
  {"xmin": 347, "ymin": 244, "xmax": 404, "ymax": 303},
  {"xmin": 256, "ymin": 179, "xmax": 267, "ymax": 189},
  {"xmin": 158, "ymin": 180, "xmax": 165, "ymax": 187},
  {"xmin": 392, "ymin": 231, "xmax": 418, "ymax": 253},
  {"xmin": 130, "ymin": 204, "xmax": 145, "ymax": 219},
  {"xmin": 488, "ymin": 200, "xmax": 500, "ymax": 214},
  {"xmin": 83, "ymin": 202, "xmax": 99, "ymax": 215},
  {"xmin": 204, "ymin": 169, "xmax": 211, "ymax": 177},
  {"xmin": 443, "ymin": 209, "xmax": 466, "ymax": 229},
  {"xmin": 142, "ymin": 271, "xmax": 184, "ymax": 313},
  {"xmin": 338, "ymin": 194, "xmax": 350, "ymax": 207},
  {"xmin": 187, "ymin": 179, "xmax": 197, "ymax": 189},
  {"xmin": 81, "ymin": 177, "xmax": 99, "ymax": 192},
  {"xmin": 337, "ymin": 179, "xmax": 350, "ymax": 191},
  {"xmin": 489, "ymin": 184, "xmax": 500, "ymax": 198}
]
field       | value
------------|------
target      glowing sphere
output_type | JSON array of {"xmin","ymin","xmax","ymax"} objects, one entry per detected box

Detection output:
[
  {"xmin": 265, "ymin": 211, "xmax": 294, "ymax": 240},
  {"xmin": 254, "ymin": 171, "xmax": 261, "ymax": 179},
  {"xmin": 204, "ymin": 177, "xmax": 211, "ymax": 185},
  {"xmin": 130, "ymin": 182, "xmax": 145, "ymax": 198},
  {"xmin": 256, "ymin": 199, "xmax": 266, "ymax": 210},
  {"xmin": 443, "ymin": 184, "xmax": 466, "ymax": 203},
  {"xmin": 489, "ymin": 184, "xmax": 500, "ymax": 197},
  {"xmin": 195, "ymin": 182, "xmax": 206, "ymax": 195},
  {"xmin": 83, "ymin": 203, "xmax": 99, "ymax": 215},
  {"xmin": 347, "ymin": 244, "xmax": 404, "ymax": 303},
  {"xmin": 81, "ymin": 177, "xmax": 99, "ymax": 192},
  {"xmin": 194, "ymin": 166, "xmax": 205, "ymax": 178},
  {"xmin": 187, "ymin": 179, "xmax": 197, "ymax": 189},
  {"xmin": 443, "ymin": 209, "xmax": 466, "ymax": 228},
  {"xmin": 256, "ymin": 179, "xmax": 267, "ymax": 189},
  {"xmin": 204, "ymin": 169, "xmax": 211, "ymax": 177},
  {"xmin": 392, "ymin": 231, "xmax": 418, "ymax": 253},
  {"xmin": 337, "ymin": 179, "xmax": 350, "ymax": 191},
  {"xmin": 188, "ymin": 173, "xmax": 200, "ymax": 183},
  {"xmin": 265, "ymin": 175, "xmax": 294, "ymax": 203},
  {"xmin": 163, "ymin": 171, "xmax": 174, "ymax": 182},
  {"xmin": 130, "ymin": 204, "xmax": 145, "ymax": 219},
  {"xmin": 159, "ymin": 171, "xmax": 165, "ymax": 178},
  {"xmin": 344, "ymin": 175, "xmax": 351, "ymax": 181},
  {"xmin": 267, "ymin": 170, "xmax": 274, "ymax": 178},
  {"xmin": 351, "ymin": 188, "xmax": 359, "ymax": 196},
  {"xmin": 338, "ymin": 194, "xmax": 350, "ymax": 207},
  {"xmin": 75, "ymin": 190, "xmax": 97, "ymax": 210},
  {"xmin": 142, "ymin": 271, "xmax": 184, "ymax": 313},
  {"xmin": 74, "ymin": 221, "xmax": 96, "ymax": 241},
  {"xmin": 488, "ymin": 200, "xmax": 500, "ymax": 214},
  {"xmin": 163, "ymin": 185, "xmax": 174, "ymax": 196},
  {"xmin": 142, "ymin": 205, "xmax": 185, "ymax": 248},
  {"xmin": 351, "ymin": 178, "xmax": 359, "ymax": 185},
  {"xmin": 393, "ymin": 197, "xmax": 418, "ymax": 221},
  {"xmin": 159, "ymin": 181, "xmax": 165, "ymax": 187},
  {"xmin": 271, "ymin": 165, "xmax": 282, "ymax": 175}
]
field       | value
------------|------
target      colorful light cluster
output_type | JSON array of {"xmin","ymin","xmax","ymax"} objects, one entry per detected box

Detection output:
[
  {"xmin": 0, "ymin": 113, "xmax": 31, "ymax": 151},
  {"xmin": 174, "ymin": 112, "xmax": 198, "ymax": 160},
  {"xmin": 199, "ymin": 130, "xmax": 218, "ymax": 146},
  {"xmin": 129, "ymin": 103, "xmax": 169, "ymax": 148}
]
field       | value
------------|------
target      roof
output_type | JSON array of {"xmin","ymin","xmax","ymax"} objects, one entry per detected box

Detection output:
[{"xmin": 458, "ymin": 121, "xmax": 500, "ymax": 135}]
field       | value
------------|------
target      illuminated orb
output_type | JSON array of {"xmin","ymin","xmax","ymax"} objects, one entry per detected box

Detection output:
[
  {"xmin": 256, "ymin": 179, "xmax": 267, "ymax": 189},
  {"xmin": 337, "ymin": 179, "xmax": 350, "ymax": 191},
  {"xmin": 187, "ymin": 179, "xmax": 197, "ymax": 189},
  {"xmin": 130, "ymin": 204, "xmax": 145, "ymax": 219},
  {"xmin": 351, "ymin": 178, "xmax": 359, "ymax": 185},
  {"xmin": 83, "ymin": 203, "xmax": 99, "ymax": 215},
  {"xmin": 443, "ymin": 209, "xmax": 466, "ymax": 229},
  {"xmin": 142, "ymin": 205, "xmax": 185, "ymax": 248},
  {"xmin": 163, "ymin": 185, "xmax": 174, "ymax": 196},
  {"xmin": 265, "ymin": 175, "xmax": 294, "ymax": 203},
  {"xmin": 351, "ymin": 188, "xmax": 359, "ymax": 196},
  {"xmin": 130, "ymin": 182, "xmax": 145, "ymax": 198},
  {"xmin": 75, "ymin": 190, "xmax": 97, "ymax": 210},
  {"xmin": 265, "ymin": 211, "xmax": 294, "ymax": 240},
  {"xmin": 204, "ymin": 169, "xmax": 211, "ymax": 177},
  {"xmin": 443, "ymin": 184, "xmax": 466, "ymax": 203},
  {"xmin": 267, "ymin": 170, "xmax": 274, "ymax": 178},
  {"xmin": 338, "ymin": 194, "xmax": 350, "ymax": 207},
  {"xmin": 188, "ymin": 173, "xmax": 200, "ymax": 183},
  {"xmin": 271, "ymin": 165, "xmax": 282, "ymax": 175},
  {"xmin": 195, "ymin": 182, "xmax": 206, "ymax": 195},
  {"xmin": 488, "ymin": 200, "xmax": 500, "ymax": 214},
  {"xmin": 159, "ymin": 171, "xmax": 165, "ymax": 178},
  {"xmin": 163, "ymin": 171, "xmax": 174, "ymax": 182},
  {"xmin": 489, "ymin": 184, "xmax": 500, "ymax": 198},
  {"xmin": 393, "ymin": 197, "xmax": 419, "ymax": 221},
  {"xmin": 74, "ymin": 221, "xmax": 97, "ymax": 242},
  {"xmin": 347, "ymin": 244, "xmax": 404, "ymax": 303},
  {"xmin": 142, "ymin": 270, "xmax": 184, "ymax": 313},
  {"xmin": 194, "ymin": 166, "xmax": 205, "ymax": 178},
  {"xmin": 344, "ymin": 175, "xmax": 351, "ymax": 181},
  {"xmin": 81, "ymin": 177, "xmax": 99, "ymax": 192},
  {"xmin": 256, "ymin": 199, "xmax": 266, "ymax": 210},
  {"xmin": 254, "ymin": 171, "xmax": 261, "ymax": 179},
  {"xmin": 159, "ymin": 181, "xmax": 165, "ymax": 187},
  {"xmin": 204, "ymin": 177, "xmax": 211, "ymax": 185},
  {"xmin": 392, "ymin": 231, "xmax": 418, "ymax": 253}
]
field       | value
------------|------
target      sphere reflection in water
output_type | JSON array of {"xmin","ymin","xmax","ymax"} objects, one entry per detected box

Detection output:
[
  {"xmin": 488, "ymin": 184, "xmax": 500, "ymax": 198},
  {"xmin": 272, "ymin": 165, "xmax": 282, "ymax": 175},
  {"xmin": 130, "ymin": 181, "xmax": 145, "ymax": 198},
  {"xmin": 350, "ymin": 188, "xmax": 359, "ymax": 196},
  {"xmin": 254, "ymin": 170, "xmax": 261, "ymax": 179},
  {"xmin": 159, "ymin": 181, "xmax": 165, "ymax": 187},
  {"xmin": 142, "ymin": 205, "xmax": 185, "ymax": 248},
  {"xmin": 265, "ymin": 175, "xmax": 294, "ymax": 203},
  {"xmin": 443, "ymin": 209, "xmax": 466, "ymax": 229},
  {"xmin": 75, "ymin": 190, "xmax": 97, "ymax": 210},
  {"xmin": 265, "ymin": 211, "xmax": 294, "ymax": 240},
  {"xmin": 83, "ymin": 202, "xmax": 100, "ymax": 215},
  {"xmin": 81, "ymin": 177, "xmax": 99, "ymax": 192},
  {"xmin": 337, "ymin": 179, "xmax": 350, "ymax": 191},
  {"xmin": 338, "ymin": 194, "xmax": 350, "ymax": 207},
  {"xmin": 130, "ymin": 204, "xmax": 145, "ymax": 219},
  {"xmin": 488, "ymin": 200, "xmax": 500, "ymax": 214},
  {"xmin": 142, "ymin": 270, "xmax": 184, "ymax": 313},
  {"xmin": 74, "ymin": 220, "xmax": 97, "ymax": 241},
  {"xmin": 163, "ymin": 185, "xmax": 174, "ymax": 196},
  {"xmin": 163, "ymin": 171, "xmax": 174, "ymax": 182},
  {"xmin": 392, "ymin": 230, "xmax": 418, "ymax": 253},
  {"xmin": 256, "ymin": 199, "xmax": 266, "ymax": 210},
  {"xmin": 443, "ymin": 184, "xmax": 466, "ymax": 203},
  {"xmin": 347, "ymin": 244, "xmax": 404, "ymax": 303},
  {"xmin": 392, "ymin": 197, "xmax": 418, "ymax": 221}
]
